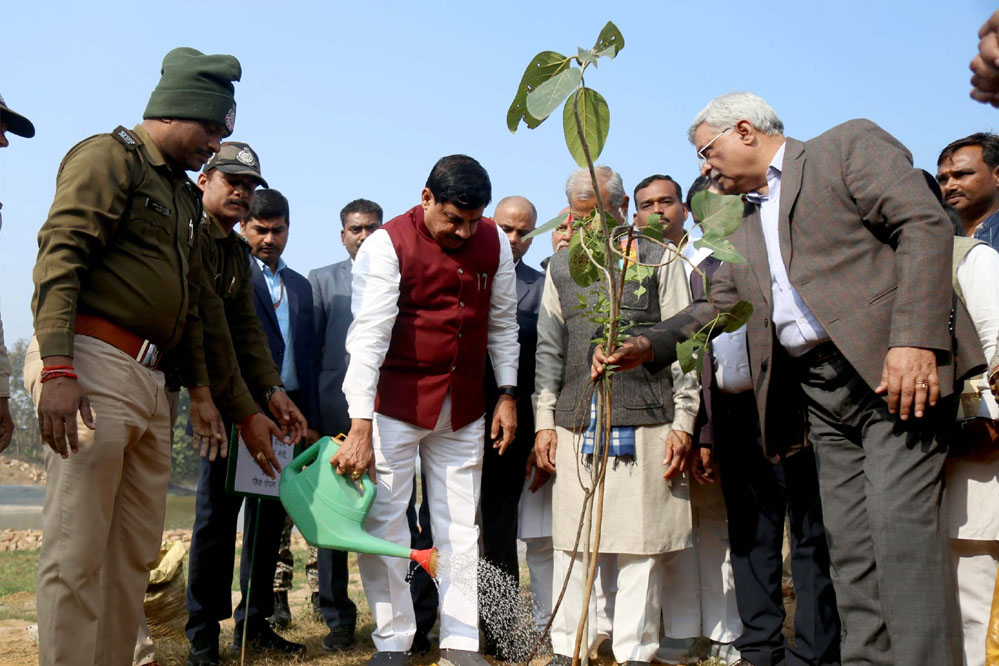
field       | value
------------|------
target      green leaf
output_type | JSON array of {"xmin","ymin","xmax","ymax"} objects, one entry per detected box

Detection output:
[
  {"xmin": 507, "ymin": 51, "xmax": 572, "ymax": 133},
  {"xmin": 642, "ymin": 213, "xmax": 664, "ymax": 243},
  {"xmin": 568, "ymin": 229, "xmax": 602, "ymax": 287},
  {"xmin": 721, "ymin": 300, "xmax": 754, "ymax": 332},
  {"xmin": 526, "ymin": 67, "xmax": 582, "ymax": 122},
  {"xmin": 592, "ymin": 21, "xmax": 625, "ymax": 60},
  {"xmin": 525, "ymin": 211, "xmax": 569, "ymax": 240},
  {"xmin": 691, "ymin": 191, "xmax": 743, "ymax": 238},
  {"xmin": 577, "ymin": 47, "xmax": 598, "ymax": 67},
  {"xmin": 694, "ymin": 236, "xmax": 746, "ymax": 264},
  {"xmin": 676, "ymin": 331, "xmax": 708, "ymax": 374},
  {"xmin": 563, "ymin": 87, "xmax": 610, "ymax": 168}
]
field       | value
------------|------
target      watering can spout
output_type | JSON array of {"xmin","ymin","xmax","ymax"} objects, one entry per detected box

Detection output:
[
  {"xmin": 280, "ymin": 436, "xmax": 430, "ymax": 568},
  {"xmin": 410, "ymin": 547, "xmax": 438, "ymax": 577}
]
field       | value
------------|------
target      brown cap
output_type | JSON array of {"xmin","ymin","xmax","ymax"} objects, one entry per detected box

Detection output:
[
  {"xmin": 0, "ymin": 92, "xmax": 35, "ymax": 138},
  {"xmin": 203, "ymin": 141, "xmax": 268, "ymax": 188}
]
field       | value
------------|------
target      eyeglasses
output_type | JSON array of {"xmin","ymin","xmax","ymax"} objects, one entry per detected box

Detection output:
[{"xmin": 696, "ymin": 127, "xmax": 733, "ymax": 164}]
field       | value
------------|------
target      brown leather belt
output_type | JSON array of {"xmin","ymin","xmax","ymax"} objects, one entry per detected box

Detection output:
[
  {"xmin": 74, "ymin": 312, "xmax": 162, "ymax": 370},
  {"xmin": 795, "ymin": 340, "xmax": 840, "ymax": 367}
]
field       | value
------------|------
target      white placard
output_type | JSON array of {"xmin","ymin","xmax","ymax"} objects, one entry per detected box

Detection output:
[{"xmin": 231, "ymin": 434, "xmax": 296, "ymax": 497}]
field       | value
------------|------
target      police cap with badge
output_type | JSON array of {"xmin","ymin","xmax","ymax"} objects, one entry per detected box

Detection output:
[
  {"xmin": 0, "ymin": 92, "xmax": 35, "ymax": 138},
  {"xmin": 203, "ymin": 142, "xmax": 269, "ymax": 189}
]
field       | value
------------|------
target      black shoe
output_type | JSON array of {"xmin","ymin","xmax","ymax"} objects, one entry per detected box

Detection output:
[
  {"xmin": 322, "ymin": 624, "xmax": 356, "ymax": 652},
  {"xmin": 411, "ymin": 632, "xmax": 432, "ymax": 656},
  {"xmin": 187, "ymin": 642, "xmax": 221, "ymax": 666},
  {"xmin": 267, "ymin": 590, "xmax": 292, "ymax": 630},
  {"xmin": 232, "ymin": 624, "xmax": 307, "ymax": 656}
]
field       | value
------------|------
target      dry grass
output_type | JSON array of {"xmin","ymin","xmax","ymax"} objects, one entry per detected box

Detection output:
[{"xmin": 0, "ymin": 548, "xmax": 737, "ymax": 666}]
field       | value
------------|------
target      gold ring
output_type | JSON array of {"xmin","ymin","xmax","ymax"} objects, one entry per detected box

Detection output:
[
  {"xmin": 351, "ymin": 470, "xmax": 364, "ymax": 481},
  {"xmin": 915, "ymin": 380, "xmax": 928, "ymax": 389},
  {"xmin": 256, "ymin": 452, "xmax": 266, "ymax": 463}
]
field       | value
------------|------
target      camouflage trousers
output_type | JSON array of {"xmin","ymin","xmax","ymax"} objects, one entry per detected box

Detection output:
[{"xmin": 273, "ymin": 514, "xmax": 319, "ymax": 593}]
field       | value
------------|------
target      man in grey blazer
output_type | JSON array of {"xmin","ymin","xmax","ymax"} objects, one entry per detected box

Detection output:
[
  {"xmin": 595, "ymin": 92, "xmax": 984, "ymax": 666},
  {"xmin": 306, "ymin": 198, "xmax": 383, "ymax": 650}
]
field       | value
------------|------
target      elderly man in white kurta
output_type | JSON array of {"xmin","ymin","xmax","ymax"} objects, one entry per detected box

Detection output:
[
  {"xmin": 533, "ymin": 218, "xmax": 700, "ymax": 664},
  {"xmin": 334, "ymin": 155, "xmax": 519, "ymax": 666}
]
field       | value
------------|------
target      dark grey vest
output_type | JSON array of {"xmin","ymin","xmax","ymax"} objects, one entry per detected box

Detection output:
[{"xmin": 550, "ymin": 237, "xmax": 676, "ymax": 430}]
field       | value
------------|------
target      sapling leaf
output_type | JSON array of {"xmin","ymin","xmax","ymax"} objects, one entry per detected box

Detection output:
[
  {"xmin": 676, "ymin": 331, "xmax": 709, "ymax": 374},
  {"xmin": 577, "ymin": 47, "xmax": 598, "ymax": 67},
  {"xmin": 691, "ymin": 191, "xmax": 743, "ymax": 238},
  {"xmin": 507, "ymin": 51, "xmax": 572, "ymax": 132},
  {"xmin": 527, "ymin": 67, "xmax": 582, "ymax": 122},
  {"xmin": 525, "ymin": 211, "xmax": 569, "ymax": 240},
  {"xmin": 568, "ymin": 231, "xmax": 602, "ymax": 287},
  {"xmin": 563, "ymin": 87, "xmax": 610, "ymax": 168},
  {"xmin": 694, "ymin": 236, "xmax": 746, "ymax": 264},
  {"xmin": 641, "ymin": 213, "xmax": 664, "ymax": 243},
  {"xmin": 721, "ymin": 300, "xmax": 754, "ymax": 332},
  {"xmin": 593, "ymin": 21, "xmax": 625, "ymax": 60}
]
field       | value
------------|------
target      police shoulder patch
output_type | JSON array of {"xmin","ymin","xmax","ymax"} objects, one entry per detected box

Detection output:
[{"xmin": 111, "ymin": 125, "xmax": 141, "ymax": 151}]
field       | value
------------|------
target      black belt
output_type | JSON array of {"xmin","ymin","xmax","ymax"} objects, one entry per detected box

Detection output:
[{"xmin": 794, "ymin": 341, "xmax": 840, "ymax": 366}]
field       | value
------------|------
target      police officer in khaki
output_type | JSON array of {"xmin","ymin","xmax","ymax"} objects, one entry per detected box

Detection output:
[
  {"xmin": 27, "ymin": 47, "xmax": 239, "ymax": 666},
  {"xmin": 184, "ymin": 141, "xmax": 309, "ymax": 665},
  {"xmin": 0, "ymin": 92, "xmax": 35, "ymax": 453}
]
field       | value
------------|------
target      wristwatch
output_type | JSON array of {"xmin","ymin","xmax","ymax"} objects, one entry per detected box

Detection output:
[
  {"xmin": 264, "ymin": 385, "xmax": 286, "ymax": 403},
  {"xmin": 498, "ymin": 385, "xmax": 519, "ymax": 400}
]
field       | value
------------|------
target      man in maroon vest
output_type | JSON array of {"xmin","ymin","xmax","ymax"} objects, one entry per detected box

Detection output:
[{"xmin": 334, "ymin": 155, "xmax": 520, "ymax": 666}]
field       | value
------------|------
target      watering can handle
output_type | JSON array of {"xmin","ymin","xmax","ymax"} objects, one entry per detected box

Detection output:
[
  {"xmin": 323, "ymin": 438, "xmax": 378, "ymax": 514},
  {"xmin": 284, "ymin": 439, "xmax": 321, "ymax": 481},
  {"xmin": 283, "ymin": 436, "xmax": 378, "ymax": 514}
]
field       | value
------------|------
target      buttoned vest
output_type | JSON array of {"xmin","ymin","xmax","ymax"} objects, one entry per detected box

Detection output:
[
  {"xmin": 375, "ymin": 205, "xmax": 499, "ymax": 430},
  {"xmin": 550, "ymin": 237, "xmax": 675, "ymax": 430}
]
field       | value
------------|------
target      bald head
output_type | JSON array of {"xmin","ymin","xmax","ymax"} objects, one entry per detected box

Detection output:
[{"xmin": 495, "ymin": 195, "xmax": 538, "ymax": 262}]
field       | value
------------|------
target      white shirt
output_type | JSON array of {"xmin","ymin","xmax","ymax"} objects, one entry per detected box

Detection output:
[
  {"xmin": 956, "ymin": 243, "xmax": 999, "ymax": 419},
  {"xmin": 681, "ymin": 243, "xmax": 752, "ymax": 394},
  {"xmin": 746, "ymin": 142, "xmax": 830, "ymax": 357},
  {"xmin": 343, "ymin": 223, "xmax": 520, "ymax": 420}
]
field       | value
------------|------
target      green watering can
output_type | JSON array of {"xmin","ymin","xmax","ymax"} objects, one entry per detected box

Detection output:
[{"xmin": 279, "ymin": 435, "xmax": 438, "ymax": 577}]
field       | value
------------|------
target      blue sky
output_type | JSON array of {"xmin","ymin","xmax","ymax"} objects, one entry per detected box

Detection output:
[{"xmin": 2, "ymin": 1, "xmax": 997, "ymax": 344}]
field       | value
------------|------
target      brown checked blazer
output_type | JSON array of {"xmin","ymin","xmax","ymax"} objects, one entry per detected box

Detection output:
[{"xmin": 647, "ymin": 119, "xmax": 985, "ymax": 456}]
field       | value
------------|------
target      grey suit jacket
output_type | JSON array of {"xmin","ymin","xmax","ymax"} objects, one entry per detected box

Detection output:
[
  {"xmin": 308, "ymin": 258, "xmax": 354, "ymax": 437},
  {"xmin": 648, "ymin": 119, "xmax": 985, "ymax": 455}
]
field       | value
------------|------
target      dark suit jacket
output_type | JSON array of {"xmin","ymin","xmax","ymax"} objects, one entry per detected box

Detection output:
[
  {"xmin": 308, "ymin": 259, "xmax": 354, "ymax": 437},
  {"xmin": 485, "ymin": 260, "xmax": 545, "ymax": 451},
  {"xmin": 249, "ymin": 259, "xmax": 320, "ymax": 427},
  {"xmin": 648, "ymin": 119, "xmax": 985, "ymax": 456}
]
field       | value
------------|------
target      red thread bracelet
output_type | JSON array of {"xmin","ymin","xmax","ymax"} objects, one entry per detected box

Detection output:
[
  {"xmin": 42, "ymin": 364, "xmax": 74, "ymax": 371},
  {"xmin": 40, "ymin": 371, "xmax": 78, "ymax": 383},
  {"xmin": 237, "ymin": 413, "xmax": 256, "ymax": 430}
]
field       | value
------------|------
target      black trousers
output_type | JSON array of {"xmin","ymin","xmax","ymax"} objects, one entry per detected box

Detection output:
[
  {"xmin": 316, "ymin": 547, "xmax": 357, "ymax": 629},
  {"xmin": 406, "ymin": 473, "xmax": 439, "ymax": 637},
  {"xmin": 184, "ymin": 450, "xmax": 287, "ymax": 646},
  {"xmin": 713, "ymin": 391, "xmax": 841, "ymax": 666},
  {"xmin": 799, "ymin": 352, "xmax": 959, "ymax": 665},
  {"xmin": 479, "ymin": 436, "xmax": 532, "ymax": 584}
]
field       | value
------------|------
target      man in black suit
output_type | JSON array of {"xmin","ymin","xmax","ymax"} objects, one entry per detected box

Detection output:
[
  {"xmin": 480, "ymin": 195, "xmax": 544, "ymax": 659},
  {"xmin": 305, "ymin": 198, "xmax": 383, "ymax": 651}
]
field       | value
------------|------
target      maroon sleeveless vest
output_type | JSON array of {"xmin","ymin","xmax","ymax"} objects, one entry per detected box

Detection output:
[{"xmin": 375, "ymin": 205, "xmax": 500, "ymax": 430}]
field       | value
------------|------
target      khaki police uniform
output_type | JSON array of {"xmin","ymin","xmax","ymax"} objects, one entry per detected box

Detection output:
[
  {"xmin": 197, "ymin": 211, "xmax": 282, "ymax": 420},
  {"xmin": 27, "ymin": 124, "xmax": 207, "ymax": 666}
]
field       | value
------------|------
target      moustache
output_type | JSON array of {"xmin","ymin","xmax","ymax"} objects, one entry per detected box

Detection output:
[{"xmin": 225, "ymin": 198, "xmax": 249, "ymax": 210}]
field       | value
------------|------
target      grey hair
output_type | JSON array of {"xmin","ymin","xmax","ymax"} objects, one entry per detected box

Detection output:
[
  {"xmin": 687, "ymin": 91, "xmax": 784, "ymax": 143},
  {"xmin": 565, "ymin": 166, "xmax": 626, "ymax": 217}
]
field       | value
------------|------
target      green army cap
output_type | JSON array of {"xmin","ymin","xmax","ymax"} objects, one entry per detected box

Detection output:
[
  {"xmin": 203, "ymin": 141, "xmax": 268, "ymax": 188},
  {"xmin": 0, "ymin": 92, "xmax": 35, "ymax": 138},
  {"xmin": 144, "ymin": 47, "xmax": 242, "ymax": 135}
]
